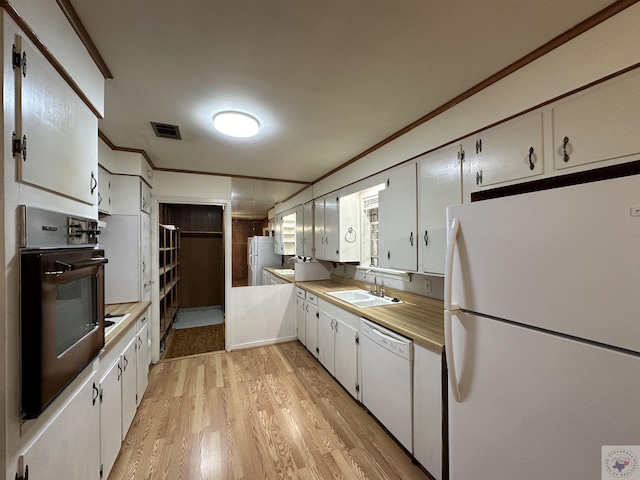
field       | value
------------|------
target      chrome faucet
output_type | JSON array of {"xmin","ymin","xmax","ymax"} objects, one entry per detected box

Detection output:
[{"xmin": 364, "ymin": 269, "xmax": 378, "ymax": 296}]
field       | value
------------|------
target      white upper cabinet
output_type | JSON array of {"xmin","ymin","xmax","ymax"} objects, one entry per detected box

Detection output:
[
  {"xmin": 313, "ymin": 193, "xmax": 361, "ymax": 262},
  {"xmin": 303, "ymin": 201, "xmax": 314, "ymax": 257},
  {"xmin": 140, "ymin": 180, "xmax": 152, "ymax": 214},
  {"xmin": 313, "ymin": 198, "xmax": 325, "ymax": 259},
  {"xmin": 97, "ymin": 166, "xmax": 112, "ymax": 214},
  {"xmin": 552, "ymin": 70, "xmax": 640, "ymax": 171},
  {"xmin": 323, "ymin": 194, "xmax": 340, "ymax": 262},
  {"xmin": 463, "ymin": 112, "xmax": 544, "ymax": 201},
  {"xmin": 295, "ymin": 204, "xmax": 305, "ymax": 256},
  {"xmin": 17, "ymin": 36, "xmax": 98, "ymax": 205},
  {"xmin": 378, "ymin": 162, "xmax": 418, "ymax": 271},
  {"xmin": 418, "ymin": 145, "xmax": 463, "ymax": 276}
]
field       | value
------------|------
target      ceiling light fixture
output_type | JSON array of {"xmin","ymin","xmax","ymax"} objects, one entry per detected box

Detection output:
[{"xmin": 213, "ymin": 111, "xmax": 260, "ymax": 138}]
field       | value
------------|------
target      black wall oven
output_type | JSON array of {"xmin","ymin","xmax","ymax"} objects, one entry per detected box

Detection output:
[{"xmin": 20, "ymin": 206, "xmax": 107, "ymax": 419}]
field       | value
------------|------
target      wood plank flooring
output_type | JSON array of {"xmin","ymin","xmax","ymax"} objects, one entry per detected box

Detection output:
[{"xmin": 109, "ymin": 341, "xmax": 431, "ymax": 480}]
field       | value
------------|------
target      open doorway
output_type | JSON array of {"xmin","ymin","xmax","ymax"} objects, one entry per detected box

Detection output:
[{"xmin": 159, "ymin": 203, "xmax": 225, "ymax": 359}]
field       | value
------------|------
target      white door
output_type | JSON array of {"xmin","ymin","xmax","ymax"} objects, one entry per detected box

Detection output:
[
  {"xmin": 121, "ymin": 338, "xmax": 138, "ymax": 439},
  {"xmin": 296, "ymin": 298, "xmax": 306, "ymax": 345},
  {"xmin": 21, "ymin": 372, "xmax": 100, "ymax": 480},
  {"xmin": 314, "ymin": 198, "xmax": 325, "ymax": 259},
  {"xmin": 448, "ymin": 173, "xmax": 640, "ymax": 352},
  {"xmin": 446, "ymin": 310, "xmax": 640, "ymax": 480},
  {"xmin": 334, "ymin": 318, "xmax": 359, "ymax": 399},
  {"xmin": 136, "ymin": 322, "xmax": 149, "ymax": 404},
  {"xmin": 141, "ymin": 213, "xmax": 152, "ymax": 301},
  {"xmin": 324, "ymin": 194, "xmax": 340, "ymax": 261},
  {"xmin": 463, "ymin": 112, "xmax": 544, "ymax": 200},
  {"xmin": 418, "ymin": 145, "xmax": 462, "ymax": 275},
  {"xmin": 305, "ymin": 303, "xmax": 318, "ymax": 358},
  {"xmin": 100, "ymin": 359, "xmax": 122, "ymax": 479},
  {"xmin": 317, "ymin": 309, "xmax": 335, "ymax": 375},
  {"xmin": 18, "ymin": 37, "xmax": 98, "ymax": 205},
  {"xmin": 379, "ymin": 162, "xmax": 418, "ymax": 270},
  {"xmin": 552, "ymin": 70, "xmax": 640, "ymax": 171}
]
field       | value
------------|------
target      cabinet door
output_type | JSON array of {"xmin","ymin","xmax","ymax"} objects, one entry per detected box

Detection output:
[
  {"xmin": 141, "ymin": 213, "xmax": 152, "ymax": 302},
  {"xmin": 274, "ymin": 214, "xmax": 283, "ymax": 254},
  {"xmin": 334, "ymin": 319, "xmax": 359, "ymax": 399},
  {"xmin": 98, "ymin": 166, "xmax": 112, "ymax": 214},
  {"xmin": 418, "ymin": 145, "xmax": 463, "ymax": 275},
  {"xmin": 552, "ymin": 71, "xmax": 640, "ymax": 171},
  {"xmin": 18, "ymin": 37, "xmax": 98, "ymax": 205},
  {"xmin": 463, "ymin": 113, "xmax": 543, "ymax": 199},
  {"xmin": 378, "ymin": 163, "xmax": 418, "ymax": 271},
  {"xmin": 303, "ymin": 201, "xmax": 314, "ymax": 258},
  {"xmin": 121, "ymin": 338, "xmax": 138, "ymax": 439},
  {"xmin": 305, "ymin": 303, "xmax": 318, "ymax": 358},
  {"xmin": 136, "ymin": 322, "xmax": 150, "ymax": 404},
  {"xmin": 140, "ymin": 180, "xmax": 152, "ymax": 213},
  {"xmin": 413, "ymin": 344, "xmax": 443, "ymax": 479},
  {"xmin": 317, "ymin": 309, "xmax": 335, "ymax": 376},
  {"xmin": 324, "ymin": 194, "xmax": 340, "ymax": 261},
  {"xmin": 21, "ymin": 372, "xmax": 100, "ymax": 480},
  {"xmin": 296, "ymin": 298, "xmax": 306, "ymax": 345},
  {"xmin": 295, "ymin": 204, "xmax": 305, "ymax": 256},
  {"xmin": 100, "ymin": 359, "xmax": 122, "ymax": 480},
  {"xmin": 313, "ymin": 198, "xmax": 325, "ymax": 259}
]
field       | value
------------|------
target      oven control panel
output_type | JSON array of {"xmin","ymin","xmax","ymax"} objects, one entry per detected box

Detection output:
[{"xmin": 19, "ymin": 205, "xmax": 100, "ymax": 248}]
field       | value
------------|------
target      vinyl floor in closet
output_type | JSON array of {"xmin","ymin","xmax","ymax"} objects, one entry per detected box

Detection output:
[{"xmin": 109, "ymin": 341, "xmax": 430, "ymax": 480}]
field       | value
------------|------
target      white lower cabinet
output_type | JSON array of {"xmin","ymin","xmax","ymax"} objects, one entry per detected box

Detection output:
[
  {"xmin": 305, "ymin": 302, "xmax": 319, "ymax": 358},
  {"xmin": 296, "ymin": 288, "xmax": 307, "ymax": 345},
  {"xmin": 136, "ymin": 322, "xmax": 150, "ymax": 403},
  {"xmin": 317, "ymin": 309, "xmax": 335, "ymax": 375},
  {"xmin": 413, "ymin": 344, "xmax": 443, "ymax": 480},
  {"xmin": 121, "ymin": 337, "xmax": 138, "ymax": 439},
  {"xmin": 100, "ymin": 359, "xmax": 122, "ymax": 479},
  {"xmin": 316, "ymin": 298, "xmax": 360, "ymax": 400},
  {"xmin": 333, "ymin": 317, "xmax": 359, "ymax": 400},
  {"xmin": 20, "ymin": 371, "xmax": 100, "ymax": 480}
]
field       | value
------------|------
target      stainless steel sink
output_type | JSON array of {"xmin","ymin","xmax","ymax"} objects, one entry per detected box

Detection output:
[{"xmin": 326, "ymin": 289, "xmax": 402, "ymax": 308}]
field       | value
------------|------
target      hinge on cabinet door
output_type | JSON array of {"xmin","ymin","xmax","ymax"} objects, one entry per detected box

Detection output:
[
  {"xmin": 476, "ymin": 170, "xmax": 483, "ymax": 185},
  {"xmin": 316, "ymin": 311, "xmax": 319, "ymax": 318},
  {"xmin": 386, "ymin": 178, "xmax": 390, "ymax": 187},
  {"xmin": 316, "ymin": 347, "xmax": 319, "ymax": 354},
  {"xmin": 458, "ymin": 150, "xmax": 465, "ymax": 163},
  {"xmin": 12, "ymin": 132, "xmax": 27, "ymax": 160},
  {"xmin": 12, "ymin": 44, "xmax": 26, "ymax": 77},
  {"xmin": 355, "ymin": 333, "xmax": 359, "ymax": 345},
  {"xmin": 99, "ymin": 388, "xmax": 103, "ymax": 404},
  {"xmin": 475, "ymin": 139, "xmax": 482, "ymax": 154},
  {"xmin": 100, "ymin": 464, "xmax": 103, "ymax": 479},
  {"xmin": 355, "ymin": 383, "xmax": 360, "ymax": 393}
]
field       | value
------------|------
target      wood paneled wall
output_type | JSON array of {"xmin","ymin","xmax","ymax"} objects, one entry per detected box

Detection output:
[
  {"xmin": 232, "ymin": 218, "xmax": 269, "ymax": 286},
  {"xmin": 161, "ymin": 204, "xmax": 225, "ymax": 308}
]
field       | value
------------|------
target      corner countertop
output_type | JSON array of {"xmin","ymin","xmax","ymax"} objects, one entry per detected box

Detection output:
[
  {"xmin": 104, "ymin": 302, "xmax": 151, "ymax": 347},
  {"xmin": 263, "ymin": 266, "xmax": 296, "ymax": 283},
  {"xmin": 296, "ymin": 278, "xmax": 444, "ymax": 353}
]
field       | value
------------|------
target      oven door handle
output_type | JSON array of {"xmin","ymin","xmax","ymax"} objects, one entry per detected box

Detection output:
[{"xmin": 45, "ymin": 257, "xmax": 108, "ymax": 276}]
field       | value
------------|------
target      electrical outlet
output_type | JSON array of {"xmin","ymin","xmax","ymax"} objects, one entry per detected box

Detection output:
[{"xmin": 424, "ymin": 279, "xmax": 432, "ymax": 293}]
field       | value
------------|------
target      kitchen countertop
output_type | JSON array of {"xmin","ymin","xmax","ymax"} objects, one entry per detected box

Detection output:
[
  {"xmin": 104, "ymin": 301, "xmax": 151, "ymax": 347},
  {"xmin": 296, "ymin": 277, "xmax": 444, "ymax": 353},
  {"xmin": 263, "ymin": 266, "xmax": 295, "ymax": 283}
]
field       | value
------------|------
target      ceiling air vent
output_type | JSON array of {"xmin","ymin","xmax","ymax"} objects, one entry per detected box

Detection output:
[{"xmin": 150, "ymin": 122, "xmax": 182, "ymax": 140}]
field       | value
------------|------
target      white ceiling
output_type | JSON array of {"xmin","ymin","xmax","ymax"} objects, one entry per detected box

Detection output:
[{"xmin": 71, "ymin": 0, "xmax": 616, "ymax": 216}]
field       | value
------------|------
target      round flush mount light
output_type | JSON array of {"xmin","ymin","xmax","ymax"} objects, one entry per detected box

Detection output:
[{"xmin": 213, "ymin": 111, "xmax": 260, "ymax": 138}]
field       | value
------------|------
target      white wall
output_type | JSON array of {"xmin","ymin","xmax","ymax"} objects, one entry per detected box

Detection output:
[{"xmin": 228, "ymin": 284, "xmax": 296, "ymax": 349}]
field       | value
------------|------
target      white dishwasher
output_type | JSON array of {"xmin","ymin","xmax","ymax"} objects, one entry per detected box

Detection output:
[{"xmin": 360, "ymin": 318, "xmax": 413, "ymax": 451}]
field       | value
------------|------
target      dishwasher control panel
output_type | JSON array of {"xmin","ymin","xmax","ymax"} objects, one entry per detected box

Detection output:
[{"xmin": 360, "ymin": 318, "xmax": 412, "ymax": 360}]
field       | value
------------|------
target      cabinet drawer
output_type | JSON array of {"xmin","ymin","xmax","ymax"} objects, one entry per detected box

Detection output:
[
  {"xmin": 296, "ymin": 287, "xmax": 306, "ymax": 300},
  {"xmin": 306, "ymin": 293, "xmax": 318, "ymax": 306}
]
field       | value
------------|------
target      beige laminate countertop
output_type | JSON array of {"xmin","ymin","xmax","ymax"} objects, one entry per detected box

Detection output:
[
  {"xmin": 296, "ymin": 278, "xmax": 444, "ymax": 353},
  {"xmin": 104, "ymin": 301, "xmax": 151, "ymax": 347},
  {"xmin": 263, "ymin": 266, "xmax": 295, "ymax": 283}
]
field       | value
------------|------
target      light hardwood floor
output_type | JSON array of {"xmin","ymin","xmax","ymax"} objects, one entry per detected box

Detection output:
[{"xmin": 109, "ymin": 341, "xmax": 432, "ymax": 480}]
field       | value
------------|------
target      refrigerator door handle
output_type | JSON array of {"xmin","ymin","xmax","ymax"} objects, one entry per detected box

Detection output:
[
  {"xmin": 445, "ymin": 217, "xmax": 460, "ymax": 311},
  {"xmin": 444, "ymin": 309, "xmax": 462, "ymax": 403}
]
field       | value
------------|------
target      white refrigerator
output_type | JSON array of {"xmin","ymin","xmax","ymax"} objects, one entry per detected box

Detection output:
[
  {"xmin": 444, "ymin": 172, "xmax": 640, "ymax": 480},
  {"xmin": 247, "ymin": 236, "xmax": 280, "ymax": 286}
]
